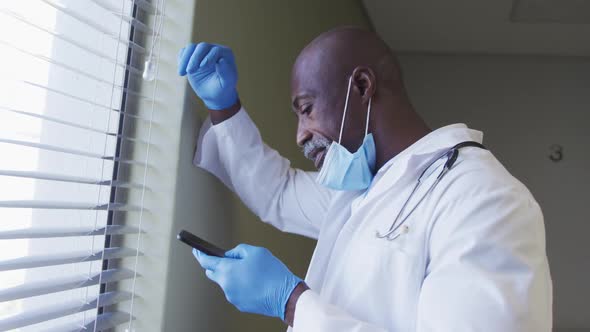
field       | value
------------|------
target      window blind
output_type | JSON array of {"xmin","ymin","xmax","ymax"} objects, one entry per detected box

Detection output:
[{"xmin": 0, "ymin": 0, "xmax": 165, "ymax": 330}]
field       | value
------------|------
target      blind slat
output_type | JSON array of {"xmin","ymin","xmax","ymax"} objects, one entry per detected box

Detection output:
[
  {"xmin": 133, "ymin": 0, "xmax": 161, "ymax": 14},
  {"xmin": 42, "ymin": 311, "xmax": 134, "ymax": 332},
  {"xmin": 0, "ymin": 105, "xmax": 151, "ymax": 145},
  {"xmin": 0, "ymin": 225, "xmax": 141, "ymax": 240},
  {"xmin": 85, "ymin": 311, "xmax": 135, "ymax": 332},
  {"xmin": 6, "ymin": 78, "xmax": 122, "ymax": 113},
  {"xmin": 91, "ymin": 0, "xmax": 161, "ymax": 16},
  {"xmin": 0, "ymin": 291, "xmax": 132, "ymax": 331},
  {"xmin": 89, "ymin": 0, "xmax": 152, "ymax": 34},
  {"xmin": 39, "ymin": 0, "xmax": 146, "ymax": 54},
  {"xmin": 0, "ymin": 39, "xmax": 149, "ymax": 99},
  {"xmin": 0, "ymin": 169, "xmax": 145, "ymax": 189},
  {"xmin": 0, "ymin": 169, "xmax": 110, "ymax": 185},
  {"xmin": 0, "ymin": 9, "xmax": 143, "ymax": 76},
  {"xmin": 0, "ymin": 268, "xmax": 136, "ymax": 302},
  {"xmin": 0, "ymin": 137, "xmax": 111, "ymax": 159},
  {"xmin": 0, "ymin": 106, "xmax": 149, "ymax": 145},
  {"xmin": 3, "ymin": 79, "xmax": 151, "ymax": 121},
  {"xmin": 0, "ymin": 201, "xmax": 140, "ymax": 211},
  {"xmin": 0, "ymin": 138, "xmax": 147, "ymax": 166},
  {"xmin": 122, "ymin": 13, "xmax": 151, "ymax": 33},
  {"xmin": 0, "ymin": 104, "xmax": 117, "ymax": 137},
  {"xmin": 0, "ymin": 247, "xmax": 141, "ymax": 272}
]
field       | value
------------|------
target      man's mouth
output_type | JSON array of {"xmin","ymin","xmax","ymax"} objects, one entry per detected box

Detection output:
[{"xmin": 312, "ymin": 148, "xmax": 327, "ymax": 169}]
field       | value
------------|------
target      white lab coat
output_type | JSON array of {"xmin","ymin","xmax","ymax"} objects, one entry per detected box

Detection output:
[{"xmin": 194, "ymin": 108, "xmax": 552, "ymax": 332}]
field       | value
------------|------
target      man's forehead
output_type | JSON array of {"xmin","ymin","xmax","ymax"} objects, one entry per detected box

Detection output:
[
  {"xmin": 292, "ymin": 44, "xmax": 327, "ymax": 81},
  {"xmin": 291, "ymin": 61, "xmax": 319, "ymax": 86},
  {"xmin": 291, "ymin": 64, "xmax": 320, "ymax": 103},
  {"xmin": 291, "ymin": 61, "xmax": 325, "ymax": 102}
]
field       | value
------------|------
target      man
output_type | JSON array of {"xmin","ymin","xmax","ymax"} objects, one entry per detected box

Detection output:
[{"xmin": 178, "ymin": 27, "xmax": 552, "ymax": 331}]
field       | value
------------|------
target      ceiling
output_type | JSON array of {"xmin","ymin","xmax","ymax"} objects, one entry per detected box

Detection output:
[{"xmin": 362, "ymin": 0, "xmax": 590, "ymax": 56}]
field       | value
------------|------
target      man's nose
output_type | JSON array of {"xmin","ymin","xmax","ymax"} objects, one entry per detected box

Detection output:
[{"xmin": 296, "ymin": 125, "xmax": 312, "ymax": 147}]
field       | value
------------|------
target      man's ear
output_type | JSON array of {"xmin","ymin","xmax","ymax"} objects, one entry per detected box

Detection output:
[{"xmin": 351, "ymin": 66, "xmax": 376, "ymax": 104}]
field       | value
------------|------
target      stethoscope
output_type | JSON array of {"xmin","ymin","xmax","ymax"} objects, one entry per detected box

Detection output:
[{"xmin": 375, "ymin": 141, "xmax": 486, "ymax": 241}]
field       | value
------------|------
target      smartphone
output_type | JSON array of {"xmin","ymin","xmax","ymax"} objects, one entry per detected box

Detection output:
[{"xmin": 176, "ymin": 230, "xmax": 226, "ymax": 257}]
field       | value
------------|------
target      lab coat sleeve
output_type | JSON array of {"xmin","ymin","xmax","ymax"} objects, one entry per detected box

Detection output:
[
  {"xmin": 194, "ymin": 108, "xmax": 332, "ymax": 239},
  {"xmin": 416, "ymin": 176, "xmax": 552, "ymax": 331},
  {"xmin": 293, "ymin": 290, "xmax": 388, "ymax": 332}
]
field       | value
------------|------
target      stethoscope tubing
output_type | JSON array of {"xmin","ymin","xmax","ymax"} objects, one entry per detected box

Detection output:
[{"xmin": 375, "ymin": 141, "xmax": 486, "ymax": 241}]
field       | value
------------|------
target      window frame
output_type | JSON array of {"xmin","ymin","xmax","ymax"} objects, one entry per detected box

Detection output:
[{"xmin": 99, "ymin": 2, "xmax": 139, "ymax": 317}]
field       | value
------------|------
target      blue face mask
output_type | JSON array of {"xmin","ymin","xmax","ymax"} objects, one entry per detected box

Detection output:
[{"xmin": 316, "ymin": 76, "xmax": 376, "ymax": 191}]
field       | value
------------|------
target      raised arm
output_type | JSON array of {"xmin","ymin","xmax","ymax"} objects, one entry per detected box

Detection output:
[{"xmin": 179, "ymin": 43, "xmax": 332, "ymax": 238}]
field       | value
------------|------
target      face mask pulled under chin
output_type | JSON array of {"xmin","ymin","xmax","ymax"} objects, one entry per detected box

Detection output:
[{"xmin": 316, "ymin": 76, "xmax": 377, "ymax": 191}]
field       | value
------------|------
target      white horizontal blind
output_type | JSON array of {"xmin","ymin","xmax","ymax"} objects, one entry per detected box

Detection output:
[{"xmin": 0, "ymin": 0, "xmax": 165, "ymax": 331}]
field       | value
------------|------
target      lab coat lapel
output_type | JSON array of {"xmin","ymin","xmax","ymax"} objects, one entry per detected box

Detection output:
[
  {"xmin": 305, "ymin": 190, "xmax": 363, "ymax": 292},
  {"xmin": 362, "ymin": 124, "xmax": 483, "ymax": 207},
  {"xmin": 342, "ymin": 124, "xmax": 483, "ymax": 233}
]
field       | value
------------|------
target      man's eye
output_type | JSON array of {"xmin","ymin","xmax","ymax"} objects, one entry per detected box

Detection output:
[{"xmin": 301, "ymin": 106, "xmax": 312, "ymax": 115}]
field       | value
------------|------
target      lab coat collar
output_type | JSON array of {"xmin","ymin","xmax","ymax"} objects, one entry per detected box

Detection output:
[
  {"xmin": 376, "ymin": 123, "xmax": 482, "ymax": 176},
  {"xmin": 361, "ymin": 123, "xmax": 483, "ymax": 204}
]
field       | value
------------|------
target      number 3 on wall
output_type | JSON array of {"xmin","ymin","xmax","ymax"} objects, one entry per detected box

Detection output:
[{"xmin": 549, "ymin": 144, "xmax": 563, "ymax": 162}]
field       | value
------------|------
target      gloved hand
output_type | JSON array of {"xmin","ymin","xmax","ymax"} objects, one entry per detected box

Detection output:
[
  {"xmin": 193, "ymin": 244, "xmax": 302, "ymax": 320},
  {"xmin": 178, "ymin": 42, "xmax": 239, "ymax": 110}
]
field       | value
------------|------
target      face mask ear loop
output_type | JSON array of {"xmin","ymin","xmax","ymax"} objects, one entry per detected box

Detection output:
[
  {"xmin": 365, "ymin": 97, "xmax": 372, "ymax": 136},
  {"xmin": 338, "ymin": 76, "xmax": 353, "ymax": 144}
]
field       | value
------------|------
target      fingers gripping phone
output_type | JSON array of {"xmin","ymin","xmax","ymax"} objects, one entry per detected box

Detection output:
[{"xmin": 177, "ymin": 229, "xmax": 226, "ymax": 257}]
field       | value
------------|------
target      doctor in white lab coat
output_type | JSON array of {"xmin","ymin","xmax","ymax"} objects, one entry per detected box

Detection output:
[{"xmin": 178, "ymin": 27, "xmax": 552, "ymax": 331}]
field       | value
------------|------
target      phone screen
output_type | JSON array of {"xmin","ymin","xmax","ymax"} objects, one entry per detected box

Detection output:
[{"xmin": 177, "ymin": 230, "xmax": 226, "ymax": 257}]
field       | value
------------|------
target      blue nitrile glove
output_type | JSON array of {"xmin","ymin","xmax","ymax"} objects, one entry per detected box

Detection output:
[
  {"xmin": 177, "ymin": 42, "xmax": 239, "ymax": 110},
  {"xmin": 193, "ymin": 244, "xmax": 302, "ymax": 320}
]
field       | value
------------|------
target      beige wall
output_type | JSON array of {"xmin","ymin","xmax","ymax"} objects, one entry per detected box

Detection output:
[
  {"xmin": 399, "ymin": 54, "xmax": 590, "ymax": 330},
  {"xmin": 160, "ymin": 1, "xmax": 371, "ymax": 332}
]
